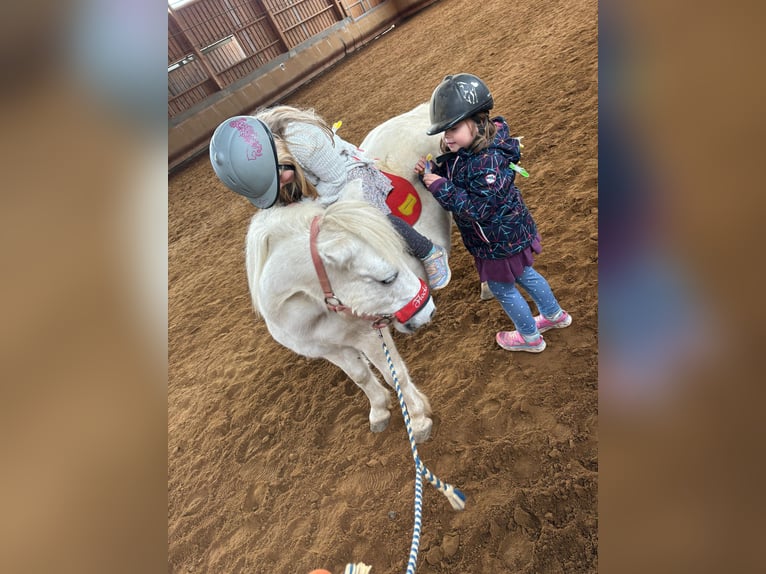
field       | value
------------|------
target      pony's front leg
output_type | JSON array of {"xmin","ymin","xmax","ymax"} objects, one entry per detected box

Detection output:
[
  {"xmin": 323, "ymin": 346, "xmax": 392, "ymax": 433},
  {"xmin": 363, "ymin": 329, "xmax": 433, "ymax": 443}
]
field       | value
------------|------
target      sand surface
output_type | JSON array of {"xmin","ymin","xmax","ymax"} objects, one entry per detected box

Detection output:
[{"xmin": 169, "ymin": 0, "xmax": 598, "ymax": 571}]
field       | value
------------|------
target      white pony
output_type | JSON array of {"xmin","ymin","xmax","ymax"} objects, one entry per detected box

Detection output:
[
  {"xmin": 359, "ymin": 103, "xmax": 451, "ymax": 251},
  {"xmin": 245, "ymin": 103, "xmax": 448, "ymax": 443}
]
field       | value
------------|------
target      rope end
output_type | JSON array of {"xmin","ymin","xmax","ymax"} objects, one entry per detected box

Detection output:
[
  {"xmin": 344, "ymin": 562, "xmax": 372, "ymax": 574},
  {"xmin": 444, "ymin": 485, "xmax": 466, "ymax": 511}
]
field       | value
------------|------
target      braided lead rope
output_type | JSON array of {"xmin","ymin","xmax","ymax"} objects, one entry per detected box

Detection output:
[
  {"xmin": 377, "ymin": 330, "xmax": 465, "ymax": 574},
  {"xmin": 407, "ymin": 470, "xmax": 424, "ymax": 574},
  {"xmin": 344, "ymin": 563, "xmax": 372, "ymax": 574}
]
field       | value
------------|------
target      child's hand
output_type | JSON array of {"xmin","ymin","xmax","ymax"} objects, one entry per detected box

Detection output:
[
  {"xmin": 423, "ymin": 173, "xmax": 440, "ymax": 187},
  {"xmin": 414, "ymin": 156, "xmax": 429, "ymax": 174}
]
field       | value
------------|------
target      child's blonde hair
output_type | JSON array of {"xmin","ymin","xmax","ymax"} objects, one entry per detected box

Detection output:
[
  {"xmin": 273, "ymin": 136, "xmax": 319, "ymax": 205},
  {"xmin": 255, "ymin": 105, "xmax": 335, "ymax": 144},
  {"xmin": 438, "ymin": 111, "xmax": 497, "ymax": 154},
  {"xmin": 255, "ymin": 105, "xmax": 333, "ymax": 205}
]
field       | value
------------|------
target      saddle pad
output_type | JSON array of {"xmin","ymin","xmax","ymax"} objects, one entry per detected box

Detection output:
[{"xmin": 383, "ymin": 171, "xmax": 422, "ymax": 226}]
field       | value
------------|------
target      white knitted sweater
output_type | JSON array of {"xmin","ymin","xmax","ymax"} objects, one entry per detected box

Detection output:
[{"xmin": 284, "ymin": 122, "xmax": 376, "ymax": 206}]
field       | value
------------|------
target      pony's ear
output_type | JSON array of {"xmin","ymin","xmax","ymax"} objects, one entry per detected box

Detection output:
[{"xmin": 317, "ymin": 235, "xmax": 355, "ymax": 267}]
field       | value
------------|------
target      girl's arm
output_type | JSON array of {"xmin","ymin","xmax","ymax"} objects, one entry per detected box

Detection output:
[
  {"xmin": 287, "ymin": 123, "xmax": 348, "ymax": 199},
  {"xmin": 428, "ymin": 152, "xmax": 513, "ymax": 222}
]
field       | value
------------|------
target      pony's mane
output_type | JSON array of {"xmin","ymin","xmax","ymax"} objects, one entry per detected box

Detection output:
[
  {"xmin": 321, "ymin": 200, "xmax": 406, "ymax": 263},
  {"xmin": 253, "ymin": 200, "xmax": 323, "ymax": 239},
  {"xmin": 249, "ymin": 198, "xmax": 405, "ymax": 251}
]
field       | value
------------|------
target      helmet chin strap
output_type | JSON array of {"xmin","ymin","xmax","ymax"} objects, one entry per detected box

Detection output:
[{"xmin": 309, "ymin": 215, "xmax": 430, "ymax": 329}]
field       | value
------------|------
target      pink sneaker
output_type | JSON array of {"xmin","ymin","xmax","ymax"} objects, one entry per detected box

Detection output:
[
  {"xmin": 534, "ymin": 311, "xmax": 572, "ymax": 333},
  {"xmin": 496, "ymin": 330, "xmax": 546, "ymax": 353}
]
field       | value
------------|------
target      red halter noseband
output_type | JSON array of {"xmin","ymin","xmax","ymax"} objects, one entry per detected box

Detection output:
[{"xmin": 309, "ymin": 215, "xmax": 430, "ymax": 329}]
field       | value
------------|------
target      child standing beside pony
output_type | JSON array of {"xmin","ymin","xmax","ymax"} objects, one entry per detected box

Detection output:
[{"xmin": 415, "ymin": 73, "xmax": 571, "ymax": 353}]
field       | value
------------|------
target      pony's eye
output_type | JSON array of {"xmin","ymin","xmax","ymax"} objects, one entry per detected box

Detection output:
[{"xmin": 381, "ymin": 272, "xmax": 398, "ymax": 285}]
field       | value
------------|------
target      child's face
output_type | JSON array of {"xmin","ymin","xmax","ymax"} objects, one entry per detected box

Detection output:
[
  {"xmin": 278, "ymin": 165, "xmax": 295, "ymax": 188},
  {"xmin": 443, "ymin": 120, "xmax": 476, "ymax": 152}
]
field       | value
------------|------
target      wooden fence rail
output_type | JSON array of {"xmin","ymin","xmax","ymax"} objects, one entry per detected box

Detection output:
[
  {"xmin": 168, "ymin": 0, "xmax": 384, "ymax": 118},
  {"xmin": 167, "ymin": 0, "xmax": 438, "ymax": 170}
]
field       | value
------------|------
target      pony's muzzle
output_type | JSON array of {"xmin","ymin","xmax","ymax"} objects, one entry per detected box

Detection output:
[
  {"xmin": 393, "ymin": 279, "xmax": 431, "ymax": 324},
  {"xmin": 394, "ymin": 279, "xmax": 435, "ymax": 333},
  {"xmin": 398, "ymin": 300, "xmax": 435, "ymax": 333}
]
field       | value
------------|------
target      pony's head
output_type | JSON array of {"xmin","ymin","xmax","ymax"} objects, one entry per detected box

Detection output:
[{"xmin": 314, "ymin": 199, "xmax": 436, "ymax": 333}]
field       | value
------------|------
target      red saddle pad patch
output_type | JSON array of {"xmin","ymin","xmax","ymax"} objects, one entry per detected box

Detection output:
[{"xmin": 383, "ymin": 171, "xmax": 422, "ymax": 226}]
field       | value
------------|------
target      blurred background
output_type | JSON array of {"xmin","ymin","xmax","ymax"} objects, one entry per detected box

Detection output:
[
  {"xmin": 0, "ymin": 0, "xmax": 763, "ymax": 572},
  {"xmin": 0, "ymin": 1, "xmax": 167, "ymax": 573},
  {"xmin": 598, "ymin": 0, "xmax": 764, "ymax": 572}
]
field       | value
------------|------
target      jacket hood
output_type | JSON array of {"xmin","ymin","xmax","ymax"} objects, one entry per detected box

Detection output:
[{"xmin": 488, "ymin": 117, "xmax": 521, "ymax": 163}]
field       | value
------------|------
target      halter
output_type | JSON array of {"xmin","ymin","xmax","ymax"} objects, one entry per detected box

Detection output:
[{"xmin": 309, "ymin": 215, "xmax": 430, "ymax": 329}]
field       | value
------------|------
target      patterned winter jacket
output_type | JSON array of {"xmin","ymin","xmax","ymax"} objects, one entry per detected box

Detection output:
[{"xmin": 427, "ymin": 117, "xmax": 538, "ymax": 260}]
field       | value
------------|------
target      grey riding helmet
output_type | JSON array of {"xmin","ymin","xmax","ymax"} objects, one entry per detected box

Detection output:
[
  {"xmin": 426, "ymin": 73, "xmax": 494, "ymax": 135},
  {"xmin": 209, "ymin": 116, "xmax": 280, "ymax": 208}
]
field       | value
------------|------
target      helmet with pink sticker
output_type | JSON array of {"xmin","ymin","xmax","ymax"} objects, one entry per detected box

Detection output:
[{"xmin": 209, "ymin": 116, "xmax": 279, "ymax": 208}]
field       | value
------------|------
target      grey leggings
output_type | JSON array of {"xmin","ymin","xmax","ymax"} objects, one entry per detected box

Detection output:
[{"xmin": 387, "ymin": 214, "xmax": 433, "ymax": 259}]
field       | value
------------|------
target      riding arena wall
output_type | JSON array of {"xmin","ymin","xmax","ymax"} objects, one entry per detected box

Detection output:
[{"xmin": 168, "ymin": 0, "xmax": 439, "ymax": 171}]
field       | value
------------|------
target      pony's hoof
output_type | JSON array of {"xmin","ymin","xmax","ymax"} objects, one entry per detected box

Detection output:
[
  {"xmin": 480, "ymin": 281, "xmax": 494, "ymax": 301},
  {"xmin": 369, "ymin": 412, "xmax": 391, "ymax": 433},
  {"xmin": 412, "ymin": 417, "xmax": 433, "ymax": 443}
]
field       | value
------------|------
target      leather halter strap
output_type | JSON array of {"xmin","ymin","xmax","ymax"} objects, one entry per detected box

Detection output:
[
  {"xmin": 308, "ymin": 215, "xmax": 430, "ymax": 329},
  {"xmin": 310, "ymin": 215, "xmax": 350, "ymax": 314}
]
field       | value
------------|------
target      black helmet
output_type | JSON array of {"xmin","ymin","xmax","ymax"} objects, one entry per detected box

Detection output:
[{"xmin": 426, "ymin": 73, "xmax": 494, "ymax": 135}]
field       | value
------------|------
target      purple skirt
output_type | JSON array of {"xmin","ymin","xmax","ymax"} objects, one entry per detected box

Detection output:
[{"xmin": 474, "ymin": 234, "xmax": 542, "ymax": 283}]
